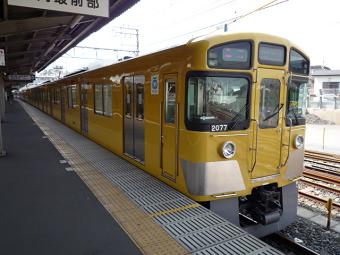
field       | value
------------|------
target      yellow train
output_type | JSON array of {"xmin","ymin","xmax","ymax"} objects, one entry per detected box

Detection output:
[{"xmin": 22, "ymin": 32, "xmax": 309, "ymax": 237}]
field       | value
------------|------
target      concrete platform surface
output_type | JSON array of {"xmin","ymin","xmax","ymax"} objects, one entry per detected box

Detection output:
[
  {"xmin": 1, "ymin": 100, "xmax": 284, "ymax": 255},
  {"xmin": 0, "ymin": 101, "xmax": 141, "ymax": 255}
]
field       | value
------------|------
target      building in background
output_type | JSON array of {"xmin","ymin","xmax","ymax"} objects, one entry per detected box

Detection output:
[
  {"xmin": 308, "ymin": 66, "xmax": 340, "ymax": 119},
  {"xmin": 310, "ymin": 66, "xmax": 340, "ymax": 97}
]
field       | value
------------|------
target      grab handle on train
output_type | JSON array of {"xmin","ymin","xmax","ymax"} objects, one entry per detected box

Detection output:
[
  {"xmin": 281, "ymin": 117, "xmax": 292, "ymax": 167},
  {"xmin": 249, "ymin": 118, "xmax": 259, "ymax": 173}
]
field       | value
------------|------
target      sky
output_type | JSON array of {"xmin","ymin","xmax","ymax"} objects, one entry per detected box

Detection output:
[{"xmin": 44, "ymin": 0, "xmax": 340, "ymax": 74}]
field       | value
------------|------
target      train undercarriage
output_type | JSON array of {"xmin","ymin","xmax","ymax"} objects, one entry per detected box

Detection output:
[{"xmin": 203, "ymin": 182, "xmax": 298, "ymax": 237}]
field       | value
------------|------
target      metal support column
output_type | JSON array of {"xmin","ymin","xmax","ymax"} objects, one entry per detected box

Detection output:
[{"xmin": 0, "ymin": 77, "xmax": 6, "ymax": 156}]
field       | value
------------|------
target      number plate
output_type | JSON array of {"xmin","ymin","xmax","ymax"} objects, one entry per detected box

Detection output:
[{"xmin": 210, "ymin": 124, "xmax": 228, "ymax": 132}]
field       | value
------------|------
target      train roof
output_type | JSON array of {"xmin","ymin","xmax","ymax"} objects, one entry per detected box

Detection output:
[{"xmin": 25, "ymin": 32, "xmax": 309, "ymax": 90}]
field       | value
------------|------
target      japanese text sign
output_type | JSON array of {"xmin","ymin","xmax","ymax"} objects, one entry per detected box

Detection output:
[
  {"xmin": 8, "ymin": 0, "xmax": 109, "ymax": 18},
  {"xmin": 0, "ymin": 49, "xmax": 5, "ymax": 66}
]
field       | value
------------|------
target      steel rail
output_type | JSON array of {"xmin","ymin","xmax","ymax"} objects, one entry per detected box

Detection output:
[
  {"xmin": 298, "ymin": 190, "xmax": 340, "ymax": 209},
  {"xmin": 304, "ymin": 165, "xmax": 340, "ymax": 177},
  {"xmin": 299, "ymin": 178, "xmax": 340, "ymax": 195},
  {"xmin": 304, "ymin": 158, "xmax": 340, "ymax": 170},
  {"xmin": 264, "ymin": 233, "xmax": 319, "ymax": 255},
  {"xmin": 303, "ymin": 169, "xmax": 340, "ymax": 185},
  {"xmin": 305, "ymin": 150, "xmax": 340, "ymax": 164}
]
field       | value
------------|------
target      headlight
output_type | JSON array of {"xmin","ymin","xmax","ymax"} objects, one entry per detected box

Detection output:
[
  {"xmin": 294, "ymin": 135, "xmax": 304, "ymax": 149},
  {"xmin": 221, "ymin": 141, "xmax": 236, "ymax": 159}
]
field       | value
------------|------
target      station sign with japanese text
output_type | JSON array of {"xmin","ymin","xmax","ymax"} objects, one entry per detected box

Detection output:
[
  {"xmin": 8, "ymin": 0, "xmax": 109, "ymax": 18},
  {"xmin": 0, "ymin": 49, "xmax": 5, "ymax": 66},
  {"xmin": 6, "ymin": 75, "xmax": 35, "ymax": 82}
]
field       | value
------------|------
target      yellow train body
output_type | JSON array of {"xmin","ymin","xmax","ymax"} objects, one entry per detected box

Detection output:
[{"xmin": 23, "ymin": 32, "xmax": 309, "ymax": 236}]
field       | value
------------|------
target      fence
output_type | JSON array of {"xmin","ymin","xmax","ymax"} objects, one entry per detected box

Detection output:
[
  {"xmin": 305, "ymin": 124, "xmax": 340, "ymax": 154},
  {"xmin": 307, "ymin": 95, "xmax": 340, "ymax": 109}
]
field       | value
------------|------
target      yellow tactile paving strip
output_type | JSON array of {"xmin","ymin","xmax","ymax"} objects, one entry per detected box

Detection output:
[{"xmin": 21, "ymin": 103, "xmax": 188, "ymax": 255}]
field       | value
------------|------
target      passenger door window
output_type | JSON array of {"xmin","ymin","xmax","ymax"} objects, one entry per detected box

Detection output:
[
  {"xmin": 259, "ymin": 79, "xmax": 281, "ymax": 128},
  {"xmin": 124, "ymin": 77, "xmax": 133, "ymax": 118},
  {"xmin": 165, "ymin": 80, "xmax": 176, "ymax": 124},
  {"xmin": 135, "ymin": 76, "xmax": 144, "ymax": 120}
]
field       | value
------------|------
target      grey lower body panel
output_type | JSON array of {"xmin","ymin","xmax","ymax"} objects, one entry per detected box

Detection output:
[{"xmin": 210, "ymin": 182, "xmax": 298, "ymax": 238}]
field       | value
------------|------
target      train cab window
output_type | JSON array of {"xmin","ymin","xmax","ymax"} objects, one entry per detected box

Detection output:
[
  {"xmin": 186, "ymin": 73, "xmax": 250, "ymax": 131},
  {"xmin": 67, "ymin": 85, "xmax": 77, "ymax": 108},
  {"xmin": 259, "ymin": 79, "xmax": 281, "ymax": 128},
  {"xmin": 165, "ymin": 80, "xmax": 176, "ymax": 124},
  {"xmin": 207, "ymin": 41, "xmax": 251, "ymax": 69},
  {"xmin": 258, "ymin": 43, "xmax": 285, "ymax": 66},
  {"xmin": 289, "ymin": 49, "xmax": 309, "ymax": 75},
  {"xmin": 286, "ymin": 77, "xmax": 307, "ymax": 126},
  {"xmin": 94, "ymin": 84, "xmax": 112, "ymax": 116}
]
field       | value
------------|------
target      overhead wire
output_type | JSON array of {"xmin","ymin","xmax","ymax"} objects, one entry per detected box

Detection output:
[
  {"xmin": 145, "ymin": 0, "xmax": 289, "ymax": 47},
  {"xmin": 157, "ymin": 0, "xmax": 240, "ymax": 29}
]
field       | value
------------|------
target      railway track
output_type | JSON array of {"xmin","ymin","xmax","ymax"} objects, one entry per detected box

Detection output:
[
  {"xmin": 303, "ymin": 169, "xmax": 340, "ymax": 185},
  {"xmin": 298, "ymin": 190, "xmax": 340, "ymax": 209},
  {"xmin": 304, "ymin": 150, "xmax": 340, "ymax": 177},
  {"xmin": 299, "ymin": 178, "xmax": 340, "ymax": 195},
  {"xmin": 305, "ymin": 150, "xmax": 340, "ymax": 164},
  {"xmin": 263, "ymin": 233, "xmax": 319, "ymax": 255},
  {"xmin": 301, "ymin": 150, "xmax": 340, "ymax": 211}
]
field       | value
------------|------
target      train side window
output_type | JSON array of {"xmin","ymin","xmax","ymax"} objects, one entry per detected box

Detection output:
[
  {"xmin": 165, "ymin": 80, "xmax": 176, "ymax": 124},
  {"xmin": 67, "ymin": 87, "xmax": 72, "ymax": 108},
  {"xmin": 71, "ymin": 85, "xmax": 77, "ymax": 107},
  {"xmin": 67, "ymin": 85, "xmax": 77, "ymax": 108},
  {"xmin": 103, "ymin": 84, "xmax": 112, "ymax": 116},
  {"xmin": 52, "ymin": 88, "xmax": 56, "ymax": 104},
  {"xmin": 259, "ymin": 79, "xmax": 281, "ymax": 128},
  {"xmin": 94, "ymin": 84, "xmax": 103, "ymax": 114},
  {"xmin": 94, "ymin": 84, "xmax": 112, "ymax": 116},
  {"xmin": 55, "ymin": 88, "xmax": 60, "ymax": 104}
]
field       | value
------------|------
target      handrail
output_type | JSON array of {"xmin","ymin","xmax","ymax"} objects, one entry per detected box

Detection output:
[
  {"xmin": 281, "ymin": 117, "xmax": 292, "ymax": 167},
  {"xmin": 159, "ymin": 102, "xmax": 163, "ymax": 169},
  {"xmin": 249, "ymin": 118, "xmax": 259, "ymax": 173}
]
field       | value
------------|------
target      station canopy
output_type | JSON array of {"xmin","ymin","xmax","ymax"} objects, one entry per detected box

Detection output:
[{"xmin": 0, "ymin": 0, "xmax": 139, "ymax": 87}]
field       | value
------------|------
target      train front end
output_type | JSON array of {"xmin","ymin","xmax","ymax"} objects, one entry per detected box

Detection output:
[{"xmin": 181, "ymin": 33, "xmax": 309, "ymax": 237}]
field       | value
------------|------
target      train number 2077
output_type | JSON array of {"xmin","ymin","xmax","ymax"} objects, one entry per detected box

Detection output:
[{"xmin": 210, "ymin": 124, "xmax": 228, "ymax": 132}]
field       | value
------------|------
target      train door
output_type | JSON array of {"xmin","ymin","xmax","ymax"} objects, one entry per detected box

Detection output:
[
  {"xmin": 80, "ymin": 84, "xmax": 88, "ymax": 135},
  {"xmin": 251, "ymin": 69, "xmax": 284, "ymax": 179},
  {"xmin": 123, "ymin": 76, "xmax": 145, "ymax": 162},
  {"xmin": 161, "ymin": 74, "xmax": 178, "ymax": 181},
  {"xmin": 60, "ymin": 87, "xmax": 65, "ymax": 123}
]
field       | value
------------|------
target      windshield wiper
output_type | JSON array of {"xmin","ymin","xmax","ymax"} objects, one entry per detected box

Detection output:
[{"xmin": 263, "ymin": 103, "xmax": 284, "ymax": 122}]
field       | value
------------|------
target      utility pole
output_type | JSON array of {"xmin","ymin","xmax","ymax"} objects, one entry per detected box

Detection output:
[{"xmin": 112, "ymin": 26, "xmax": 140, "ymax": 57}]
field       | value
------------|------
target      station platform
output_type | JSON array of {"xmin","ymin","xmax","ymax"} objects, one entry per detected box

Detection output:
[{"xmin": 0, "ymin": 100, "xmax": 283, "ymax": 255}]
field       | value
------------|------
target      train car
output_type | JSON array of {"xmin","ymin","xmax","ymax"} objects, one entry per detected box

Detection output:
[{"xmin": 22, "ymin": 32, "xmax": 309, "ymax": 237}]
